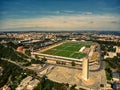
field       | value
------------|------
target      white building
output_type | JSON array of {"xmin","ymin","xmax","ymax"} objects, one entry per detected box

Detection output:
[
  {"xmin": 16, "ymin": 76, "xmax": 40, "ymax": 90},
  {"xmin": 116, "ymin": 46, "xmax": 120, "ymax": 53},
  {"xmin": 2, "ymin": 85, "xmax": 10, "ymax": 90},
  {"xmin": 104, "ymin": 52, "xmax": 117, "ymax": 59},
  {"xmin": 16, "ymin": 76, "xmax": 33, "ymax": 90},
  {"xmin": 79, "ymin": 46, "xmax": 86, "ymax": 52},
  {"xmin": 26, "ymin": 79, "xmax": 40, "ymax": 90}
]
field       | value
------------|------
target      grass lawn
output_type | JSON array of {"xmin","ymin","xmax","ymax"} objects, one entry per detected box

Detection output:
[
  {"xmin": 42, "ymin": 42, "xmax": 90, "ymax": 59},
  {"xmin": 71, "ymin": 52, "xmax": 86, "ymax": 59}
]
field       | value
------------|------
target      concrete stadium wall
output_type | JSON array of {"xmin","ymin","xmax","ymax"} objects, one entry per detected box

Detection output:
[{"xmin": 33, "ymin": 52, "xmax": 83, "ymax": 62}]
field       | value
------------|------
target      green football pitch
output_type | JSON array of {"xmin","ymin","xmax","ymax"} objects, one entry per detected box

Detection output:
[{"xmin": 42, "ymin": 42, "xmax": 90, "ymax": 59}]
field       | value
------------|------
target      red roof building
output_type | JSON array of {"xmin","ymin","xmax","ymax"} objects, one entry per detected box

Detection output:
[{"xmin": 16, "ymin": 46, "xmax": 25, "ymax": 52}]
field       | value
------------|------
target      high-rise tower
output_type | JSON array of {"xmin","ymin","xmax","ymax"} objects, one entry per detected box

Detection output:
[{"xmin": 82, "ymin": 58, "xmax": 89, "ymax": 81}]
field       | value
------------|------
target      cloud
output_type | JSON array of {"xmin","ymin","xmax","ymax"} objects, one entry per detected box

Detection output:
[
  {"xmin": 82, "ymin": 12, "xmax": 93, "ymax": 15},
  {"xmin": 0, "ymin": 14, "xmax": 120, "ymax": 31},
  {"xmin": 63, "ymin": 10, "xmax": 74, "ymax": 13},
  {"xmin": 89, "ymin": 21, "xmax": 94, "ymax": 24},
  {"xmin": 110, "ymin": 21, "xmax": 120, "ymax": 24},
  {"xmin": 40, "ymin": 11, "xmax": 61, "ymax": 14}
]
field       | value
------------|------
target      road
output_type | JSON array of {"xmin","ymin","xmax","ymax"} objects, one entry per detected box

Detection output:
[
  {"xmin": 1, "ymin": 58, "xmax": 52, "ymax": 75},
  {"xmin": 46, "ymin": 62, "xmax": 82, "ymax": 70},
  {"xmin": 1, "ymin": 58, "xmax": 26, "ymax": 70}
]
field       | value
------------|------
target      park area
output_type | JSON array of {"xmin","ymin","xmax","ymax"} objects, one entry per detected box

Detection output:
[{"xmin": 41, "ymin": 42, "xmax": 90, "ymax": 59}]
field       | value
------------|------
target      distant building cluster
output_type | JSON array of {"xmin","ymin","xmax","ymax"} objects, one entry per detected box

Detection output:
[
  {"xmin": 0, "ymin": 31, "xmax": 120, "ymax": 45},
  {"xmin": 104, "ymin": 46, "xmax": 120, "ymax": 59},
  {"xmin": 92, "ymin": 34, "xmax": 120, "ymax": 42}
]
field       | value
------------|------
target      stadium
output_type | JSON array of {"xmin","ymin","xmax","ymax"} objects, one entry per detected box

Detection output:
[
  {"xmin": 33, "ymin": 40, "xmax": 97, "ymax": 64},
  {"xmin": 33, "ymin": 40, "xmax": 100, "ymax": 81}
]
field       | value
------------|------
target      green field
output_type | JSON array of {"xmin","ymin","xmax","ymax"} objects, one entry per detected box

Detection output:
[{"xmin": 42, "ymin": 42, "xmax": 90, "ymax": 59}]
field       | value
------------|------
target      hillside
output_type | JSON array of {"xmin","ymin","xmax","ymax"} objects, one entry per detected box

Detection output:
[{"xmin": 0, "ymin": 42, "xmax": 29, "ymax": 63}]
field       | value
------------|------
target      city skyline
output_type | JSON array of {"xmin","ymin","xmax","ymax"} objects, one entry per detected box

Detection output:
[{"xmin": 0, "ymin": 0, "xmax": 120, "ymax": 31}]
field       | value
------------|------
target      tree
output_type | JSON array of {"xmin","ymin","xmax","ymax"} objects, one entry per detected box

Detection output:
[
  {"xmin": 35, "ymin": 55, "xmax": 39, "ymax": 60},
  {"xmin": 100, "ymin": 84, "xmax": 104, "ymax": 87},
  {"xmin": 71, "ymin": 61, "xmax": 76, "ymax": 66},
  {"xmin": 25, "ymin": 50, "xmax": 31, "ymax": 56},
  {"xmin": 117, "ymin": 53, "xmax": 120, "ymax": 57},
  {"xmin": 7, "ymin": 42, "xmax": 17, "ymax": 49},
  {"xmin": 70, "ymin": 84, "xmax": 77, "ymax": 90},
  {"xmin": 41, "ymin": 57, "xmax": 47, "ymax": 63},
  {"xmin": 56, "ymin": 61, "xmax": 60, "ymax": 64},
  {"xmin": 105, "ymin": 68, "xmax": 112, "ymax": 80},
  {"xmin": 61, "ymin": 61, "xmax": 66, "ymax": 65}
]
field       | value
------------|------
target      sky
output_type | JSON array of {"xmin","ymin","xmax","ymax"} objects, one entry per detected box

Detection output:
[{"xmin": 0, "ymin": 0, "xmax": 120, "ymax": 31}]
